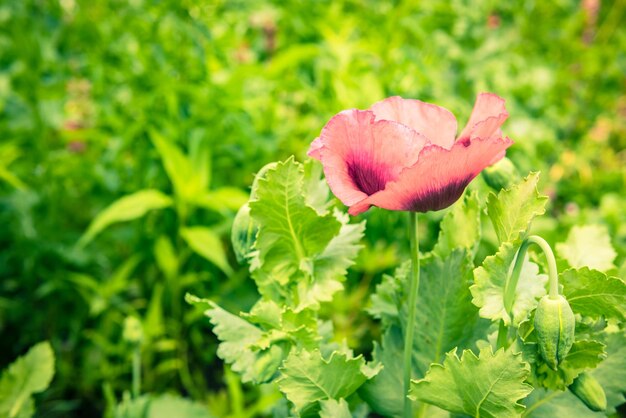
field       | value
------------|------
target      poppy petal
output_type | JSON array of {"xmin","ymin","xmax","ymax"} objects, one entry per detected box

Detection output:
[
  {"xmin": 317, "ymin": 109, "xmax": 429, "ymax": 206},
  {"xmin": 307, "ymin": 137, "xmax": 323, "ymax": 160},
  {"xmin": 457, "ymin": 93, "xmax": 508, "ymax": 142},
  {"xmin": 350, "ymin": 135, "xmax": 513, "ymax": 214},
  {"xmin": 370, "ymin": 96, "xmax": 458, "ymax": 149}
]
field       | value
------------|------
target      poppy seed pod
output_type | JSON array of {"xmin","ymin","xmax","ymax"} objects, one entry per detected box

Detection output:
[
  {"xmin": 231, "ymin": 203, "xmax": 258, "ymax": 264},
  {"xmin": 534, "ymin": 295, "xmax": 575, "ymax": 370},
  {"xmin": 481, "ymin": 156, "xmax": 519, "ymax": 190},
  {"xmin": 569, "ymin": 372, "xmax": 607, "ymax": 412}
]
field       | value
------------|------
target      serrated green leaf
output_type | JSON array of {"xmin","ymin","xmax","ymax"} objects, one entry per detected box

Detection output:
[
  {"xmin": 319, "ymin": 399, "xmax": 351, "ymax": 418},
  {"xmin": 180, "ymin": 226, "xmax": 232, "ymax": 275},
  {"xmin": 410, "ymin": 347, "xmax": 532, "ymax": 418},
  {"xmin": 556, "ymin": 225, "xmax": 617, "ymax": 272},
  {"xmin": 277, "ymin": 349, "xmax": 378, "ymax": 413},
  {"xmin": 249, "ymin": 158, "xmax": 362, "ymax": 309},
  {"xmin": 78, "ymin": 189, "xmax": 173, "ymax": 247},
  {"xmin": 410, "ymin": 250, "xmax": 483, "ymax": 374},
  {"xmin": 303, "ymin": 159, "xmax": 331, "ymax": 215},
  {"xmin": 367, "ymin": 262, "xmax": 408, "ymax": 327},
  {"xmin": 432, "ymin": 192, "xmax": 481, "ymax": 258},
  {"xmin": 560, "ymin": 268, "xmax": 626, "ymax": 321},
  {"xmin": 359, "ymin": 326, "xmax": 405, "ymax": 417},
  {"xmin": 523, "ymin": 389, "xmax": 604, "ymax": 418},
  {"xmin": 487, "ymin": 172, "xmax": 548, "ymax": 244},
  {"xmin": 0, "ymin": 341, "xmax": 55, "ymax": 418},
  {"xmin": 187, "ymin": 296, "xmax": 281, "ymax": 384},
  {"xmin": 534, "ymin": 340, "xmax": 607, "ymax": 390},
  {"xmin": 591, "ymin": 330, "xmax": 626, "ymax": 414},
  {"xmin": 471, "ymin": 242, "xmax": 548, "ymax": 326}
]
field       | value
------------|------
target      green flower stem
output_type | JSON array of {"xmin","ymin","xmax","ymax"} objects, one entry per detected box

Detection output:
[
  {"xmin": 132, "ymin": 345, "xmax": 141, "ymax": 398},
  {"xmin": 404, "ymin": 211, "xmax": 420, "ymax": 418},
  {"xmin": 498, "ymin": 235, "xmax": 559, "ymax": 348}
]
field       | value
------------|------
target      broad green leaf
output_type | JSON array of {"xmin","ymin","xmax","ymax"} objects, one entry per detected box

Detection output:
[
  {"xmin": 78, "ymin": 189, "xmax": 173, "ymax": 247},
  {"xmin": 150, "ymin": 130, "xmax": 201, "ymax": 202},
  {"xmin": 487, "ymin": 172, "xmax": 548, "ymax": 244},
  {"xmin": 277, "ymin": 349, "xmax": 379, "ymax": 413},
  {"xmin": 534, "ymin": 340, "xmax": 606, "ymax": 390},
  {"xmin": 410, "ymin": 347, "xmax": 532, "ymax": 418},
  {"xmin": 409, "ymin": 250, "xmax": 483, "ymax": 374},
  {"xmin": 556, "ymin": 225, "xmax": 617, "ymax": 272},
  {"xmin": 359, "ymin": 326, "xmax": 405, "ymax": 417},
  {"xmin": 180, "ymin": 226, "xmax": 232, "ymax": 275},
  {"xmin": 192, "ymin": 187, "xmax": 249, "ymax": 213},
  {"xmin": 249, "ymin": 158, "xmax": 362, "ymax": 309},
  {"xmin": 560, "ymin": 268, "xmax": 626, "ymax": 321},
  {"xmin": 523, "ymin": 389, "xmax": 604, "ymax": 418},
  {"xmin": 367, "ymin": 262, "xmax": 408, "ymax": 327},
  {"xmin": 471, "ymin": 242, "xmax": 548, "ymax": 326},
  {"xmin": 296, "ymin": 210, "xmax": 365, "ymax": 309},
  {"xmin": 0, "ymin": 342, "xmax": 55, "ymax": 418},
  {"xmin": 154, "ymin": 235, "xmax": 179, "ymax": 280},
  {"xmin": 303, "ymin": 159, "xmax": 331, "ymax": 215},
  {"xmin": 186, "ymin": 295, "xmax": 282, "ymax": 384},
  {"xmin": 113, "ymin": 393, "xmax": 215, "ymax": 418},
  {"xmin": 319, "ymin": 399, "xmax": 351, "ymax": 418},
  {"xmin": 432, "ymin": 192, "xmax": 481, "ymax": 258},
  {"xmin": 591, "ymin": 330, "xmax": 626, "ymax": 414}
]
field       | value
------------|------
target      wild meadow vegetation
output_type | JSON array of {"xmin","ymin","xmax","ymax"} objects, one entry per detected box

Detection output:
[{"xmin": 1, "ymin": 0, "xmax": 625, "ymax": 417}]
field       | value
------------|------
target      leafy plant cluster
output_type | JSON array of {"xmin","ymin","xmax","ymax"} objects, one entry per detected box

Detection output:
[{"xmin": 1, "ymin": 0, "xmax": 625, "ymax": 417}]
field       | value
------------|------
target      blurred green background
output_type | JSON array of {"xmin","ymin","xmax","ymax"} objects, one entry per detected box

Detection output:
[{"xmin": 1, "ymin": 0, "xmax": 625, "ymax": 416}]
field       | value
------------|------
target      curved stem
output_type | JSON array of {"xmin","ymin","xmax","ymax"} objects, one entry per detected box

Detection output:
[
  {"xmin": 404, "ymin": 212, "xmax": 420, "ymax": 418},
  {"xmin": 504, "ymin": 235, "xmax": 560, "ymax": 318}
]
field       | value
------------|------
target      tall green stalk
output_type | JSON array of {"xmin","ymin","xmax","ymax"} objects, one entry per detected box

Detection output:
[
  {"xmin": 497, "ymin": 235, "xmax": 560, "ymax": 348},
  {"xmin": 404, "ymin": 212, "xmax": 420, "ymax": 418}
]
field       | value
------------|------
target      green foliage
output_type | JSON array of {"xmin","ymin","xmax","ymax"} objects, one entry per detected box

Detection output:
[
  {"xmin": 180, "ymin": 227, "xmax": 232, "ymax": 275},
  {"xmin": 78, "ymin": 190, "xmax": 173, "ymax": 247},
  {"xmin": 112, "ymin": 393, "xmax": 215, "ymax": 418},
  {"xmin": 277, "ymin": 349, "xmax": 378, "ymax": 415},
  {"xmin": 410, "ymin": 347, "xmax": 533, "ymax": 418},
  {"xmin": 556, "ymin": 225, "xmax": 617, "ymax": 272},
  {"xmin": 560, "ymin": 268, "xmax": 626, "ymax": 321},
  {"xmin": 486, "ymin": 172, "xmax": 548, "ymax": 244},
  {"xmin": 471, "ymin": 242, "xmax": 548, "ymax": 326},
  {"xmin": 248, "ymin": 157, "xmax": 364, "ymax": 309},
  {"xmin": 0, "ymin": 342, "xmax": 55, "ymax": 418}
]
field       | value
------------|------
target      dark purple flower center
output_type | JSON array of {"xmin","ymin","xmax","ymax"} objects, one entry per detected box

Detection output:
[
  {"xmin": 407, "ymin": 175, "xmax": 474, "ymax": 212},
  {"xmin": 347, "ymin": 158, "xmax": 391, "ymax": 196}
]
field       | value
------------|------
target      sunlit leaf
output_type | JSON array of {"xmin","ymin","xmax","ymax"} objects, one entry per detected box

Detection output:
[
  {"xmin": 0, "ymin": 342, "xmax": 55, "ymax": 418},
  {"xmin": 560, "ymin": 268, "xmax": 626, "ymax": 321},
  {"xmin": 556, "ymin": 225, "xmax": 617, "ymax": 272},
  {"xmin": 410, "ymin": 347, "xmax": 532, "ymax": 418},
  {"xmin": 471, "ymin": 242, "xmax": 548, "ymax": 326},
  {"xmin": 487, "ymin": 172, "xmax": 548, "ymax": 244},
  {"xmin": 432, "ymin": 192, "xmax": 481, "ymax": 258},
  {"xmin": 78, "ymin": 189, "xmax": 173, "ymax": 247},
  {"xmin": 180, "ymin": 226, "xmax": 232, "ymax": 275}
]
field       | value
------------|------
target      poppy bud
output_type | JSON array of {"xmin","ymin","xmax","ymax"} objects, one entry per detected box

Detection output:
[
  {"xmin": 231, "ymin": 203, "xmax": 258, "ymax": 264},
  {"xmin": 534, "ymin": 295, "xmax": 575, "ymax": 370},
  {"xmin": 569, "ymin": 372, "xmax": 607, "ymax": 412},
  {"xmin": 482, "ymin": 157, "xmax": 518, "ymax": 190}
]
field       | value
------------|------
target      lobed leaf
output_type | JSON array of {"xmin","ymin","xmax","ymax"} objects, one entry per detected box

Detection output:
[
  {"xmin": 487, "ymin": 172, "xmax": 548, "ymax": 244},
  {"xmin": 277, "ymin": 349, "xmax": 379, "ymax": 413},
  {"xmin": 410, "ymin": 347, "xmax": 533, "ymax": 418},
  {"xmin": 556, "ymin": 225, "xmax": 617, "ymax": 272},
  {"xmin": 560, "ymin": 268, "xmax": 626, "ymax": 321},
  {"xmin": 432, "ymin": 191, "xmax": 481, "ymax": 258},
  {"xmin": 471, "ymin": 242, "xmax": 548, "ymax": 326}
]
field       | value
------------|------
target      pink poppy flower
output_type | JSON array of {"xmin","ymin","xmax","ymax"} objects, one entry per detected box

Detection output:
[{"xmin": 308, "ymin": 93, "xmax": 513, "ymax": 215}]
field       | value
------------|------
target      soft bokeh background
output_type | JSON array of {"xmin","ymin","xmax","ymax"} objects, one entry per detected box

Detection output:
[{"xmin": 1, "ymin": 0, "xmax": 624, "ymax": 416}]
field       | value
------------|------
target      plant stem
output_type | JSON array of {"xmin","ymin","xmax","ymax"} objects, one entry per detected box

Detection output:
[
  {"xmin": 132, "ymin": 345, "xmax": 141, "ymax": 398},
  {"xmin": 404, "ymin": 212, "xmax": 420, "ymax": 418},
  {"xmin": 499, "ymin": 235, "xmax": 560, "ymax": 346}
]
